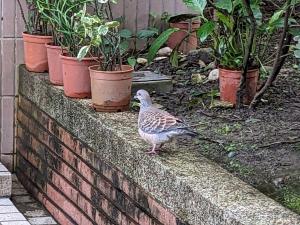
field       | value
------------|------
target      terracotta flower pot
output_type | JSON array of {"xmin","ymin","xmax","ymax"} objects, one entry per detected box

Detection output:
[
  {"xmin": 60, "ymin": 54, "xmax": 97, "ymax": 98},
  {"xmin": 89, "ymin": 65, "xmax": 133, "ymax": 112},
  {"xmin": 167, "ymin": 21, "xmax": 200, "ymax": 54},
  {"xmin": 46, "ymin": 44, "xmax": 65, "ymax": 85},
  {"xmin": 219, "ymin": 67, "xmax": 259, "ymax": 105},
  {"xmin": 22, "ymin": 32, "xmax": 53, "ymax": 72}
]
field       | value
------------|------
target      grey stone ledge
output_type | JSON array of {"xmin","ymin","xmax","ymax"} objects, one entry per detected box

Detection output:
[
  {"xmin": 18, "ymin": 65, "xmax": 300, "ymax": 225},
  {"xmin": 0, "ymin": 163, "xmax": 11, "ymax": 198}
]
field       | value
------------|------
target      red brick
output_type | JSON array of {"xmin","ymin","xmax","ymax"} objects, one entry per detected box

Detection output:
[
  {"xmin": 17, "ymin": 96, "xmax": 182, "ymax": 225},
  {"xmin": 46, "ymin": 184, "xmax": 93, "ymax": 225},
  {"xmin": 44, "ymin": 199, "xmax": 74, "ymax": 225}
]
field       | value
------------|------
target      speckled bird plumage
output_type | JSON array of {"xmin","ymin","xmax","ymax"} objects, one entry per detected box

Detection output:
[{"xmin": 135, "ymin": 90, "xmax": 198, "ymax": 154}]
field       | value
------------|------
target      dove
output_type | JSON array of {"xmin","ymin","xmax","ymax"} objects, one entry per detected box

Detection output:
[{"xmin": 134, "ymin": 89, "xmax": 198, "ymax": 155}]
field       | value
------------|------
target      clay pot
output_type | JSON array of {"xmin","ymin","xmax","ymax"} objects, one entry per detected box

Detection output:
[
  {"xmin": 89, "ymin": 65, "xmax": 133, "ymax": 112},
  {"xmin": 60, "ymin": 54, "xmax": 97, "ymax": 98},
  {"xmin": 22, "ymin": 32, "xmax": 53, "ymax": 72},
  {"xmin": 219, "ymin": 67, "xmax": 259, "ymax": 105},
  {"xmin": 167, "ymin": 21, "xmax": 200, "ymax": 54},
  {"xmin": 46, "ymin": 44, "xmax": 65, "ymax": 85}
]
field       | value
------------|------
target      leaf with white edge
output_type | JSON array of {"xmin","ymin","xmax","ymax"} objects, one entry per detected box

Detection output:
[
  {"xmin": 105, "ymin": 21, "xmax": 120, "ymax": 28},
  {"xmin": 97, "ymin": 25, "xmax": 109, "ymax": 35},
  {"xmin": 182, "ymin": 0, "xmax": 207, "ymax": 14},
  {"xmin": 147, "ymin": 28, "xmax": 180, "ymax": 63},
  {"xmin": 197, "ymin": 21, "xmax": 215, "ymax": 42},
  {"xmin": 77, "ymin": 45, "xmax": 90, "ymax": 61},
  {"xmin": 215, "ymin": 0, "xmax": 233, "ymax": 13},
  {"xmin": 295, "ymin": 50, "xmax": 300, "ymax": 58},
  {"xmin": 269, "ymin": 10, "xmax": 284, "ymax": 26}
]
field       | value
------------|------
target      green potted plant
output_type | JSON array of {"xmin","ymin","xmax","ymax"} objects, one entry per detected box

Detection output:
[
  {"xmin": 17, "ymin": 0, "xmax": 52, "ymax": 72},
  {"xmin": 44, "ymin": 2, "xmax": 101, "ymax": 99},
  {"xmin": 76, "ymin": 7, "xmax": 133, "ymax": 112},
  {"xmin": 183, "ymin": 0, "xmax": 298, "ymax": 106},
  {"xmin": 36, "ymin": 0, "xmax": 91, "ymax": 85},
  {"xmin": 166, "ymin": 14, "xmax": 201, "ymax": 54}
]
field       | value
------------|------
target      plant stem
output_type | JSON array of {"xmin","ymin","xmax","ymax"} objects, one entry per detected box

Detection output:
[
  {"xmin": 250, "ymin": 0, "xmax": 292, "ymax": 109},
  {"xmin": 16, "ymin": 0, "xmax": 30, "ymax": 33},
  {"xmin": 236, "ymin": 0, "xmax": 256, "ymax": 108}
]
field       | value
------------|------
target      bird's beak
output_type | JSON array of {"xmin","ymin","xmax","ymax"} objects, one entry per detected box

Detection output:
[{"xmin": 134, "ymin": 95, "xmax": 138, "ymax": 100}]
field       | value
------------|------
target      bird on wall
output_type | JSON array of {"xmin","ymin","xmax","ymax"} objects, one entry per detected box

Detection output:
[{"xmin": 134, "ymin": 89, "xmax": 198, "ymax": 155}]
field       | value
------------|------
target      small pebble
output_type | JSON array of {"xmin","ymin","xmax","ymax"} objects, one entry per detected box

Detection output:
[{"xmin": 228, "ymin": 151, "xmax": 238, "ymax": 158}]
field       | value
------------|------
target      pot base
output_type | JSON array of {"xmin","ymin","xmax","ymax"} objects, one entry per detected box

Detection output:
[
  {"xmin": 50, "ymin": 79, "xmax": 63, "ymax": 86},
  {"xmin": 93, "ymin": 104, "xmax": 129, "ymax": 112},
  {"xmin": 64, "ymin": 92, "xmax": 91, "ymax": 99}
]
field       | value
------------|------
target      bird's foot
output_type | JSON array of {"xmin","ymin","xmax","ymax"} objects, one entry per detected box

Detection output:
[{"xmin": 146, "ymin": 148, "xmax": 160, "ymax": 155}]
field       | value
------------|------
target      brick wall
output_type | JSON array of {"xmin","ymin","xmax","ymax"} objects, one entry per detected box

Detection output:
[
  {"xmin": 16, "ymin": 95, "xmax": 187, "ymax": 225},
  {"xmin": 0, "ymin": 0, "xmax": 189, "ymax": 172}
]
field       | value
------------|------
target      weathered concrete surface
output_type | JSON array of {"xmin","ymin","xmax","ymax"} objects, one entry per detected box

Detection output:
[
  {"xmin": 0, "ymin": 162, "xmax": 11, "ymax": 197},
  {"xmin": 18, "ymin": 65, "xmax": 300, "ymax": 225}
]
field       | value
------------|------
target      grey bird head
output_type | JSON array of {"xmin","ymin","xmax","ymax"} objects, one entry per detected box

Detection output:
[{"xmin": 134, "ymin": 90, "xmax": 152, "ymax": 108}]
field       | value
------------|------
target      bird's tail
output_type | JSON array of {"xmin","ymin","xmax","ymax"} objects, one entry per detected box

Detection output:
[{"xmin": 184, "ymin": 129, "xmax": 199, "ymax": 137}]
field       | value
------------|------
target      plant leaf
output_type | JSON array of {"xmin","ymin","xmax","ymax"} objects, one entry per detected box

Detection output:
[
  {"xmin": 147, "ymin": 28, "xmax": 179, "ymax": 63},
  {"xmin": 182, "ymin": 0, "xmax": 207, "ymax": 14},
  {"xmin": 295, "ymin": 50, "xmax": 300, "ymax": 58},
  {"xmin": 196, "ymin": 21, "xmax": 215, "ymax": 42},
  {"xmin": 137, "ymin": 29, "xmax": 158, "ymax": 39},
  {"xmin": 127, "ymin": 57, "xmax": 137, "ymax": 67},
  {"xmin": 119, "ymin": 41, "xmax": 129, "ymax": 55},
  {"xmin": 216, "ymin": 12, "xmax": 233, "ymax": 31},
  {"xmin": 77, "ymin": 45, "xmax": 90, "ymax": 60},
  {"xmin": 170, "ymin": 46, "xmax": 179, "ymax": 67},
  {"xmin": 214, "ymin": 0, "xmax": 233, "ymax": 13},
  {"xmin": 119, "ymin": 29, "xmax": 132, "ymax": 39}
]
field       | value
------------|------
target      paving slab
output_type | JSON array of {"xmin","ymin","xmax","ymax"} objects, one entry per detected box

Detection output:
[
  {"xmin": 11, "ymin": 175, "xmax": 57, "ymax": 225},
  {"xmin": 0, "ymin": 163, "xmax": 11, "ymax": 197}
]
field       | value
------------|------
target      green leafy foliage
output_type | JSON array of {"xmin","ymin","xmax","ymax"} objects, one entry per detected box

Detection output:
[
  {"xmin": 119, "ymin": 29, "xmax": 133, "ymax": 39},
  {"xmin": 182, "ymin": 0, "xmax": 207, "ymax": 14},
  {"xmin": 197, "ymin": 21, "xmax": 215, "ymax": 42},
  {"xmin": 77, "ymin": 45, "xmax": 90, "ymax": 60},
  {"xmin": 214, "ymin": 0, "xmax": 233, "ymax": 13},
  {"xmin": 136, "ymin": 29, "xmax": 159, "ymax": 39},
  {"xmin": 183, "ymin": 0, "xmax": 300, "ymax": 69},
  {"xmin": 147, "ymin": 28, "xmax": 180, "ymax": 63},
  {"xmin": 127, "ymin": 57, "xmax": 137, "ymax": 68},
  {"xmin": 18, "ymin": 0, "xmax": 52, "ymax": 35}
]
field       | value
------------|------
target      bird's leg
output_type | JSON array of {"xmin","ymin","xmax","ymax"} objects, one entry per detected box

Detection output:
[
  {"xmin": 146, "ymin": 144, "xmax": 159, "ymax": 155},
  {"xmin": 156, "ymin": 143, "xmax": 164, "ymax": 151}
]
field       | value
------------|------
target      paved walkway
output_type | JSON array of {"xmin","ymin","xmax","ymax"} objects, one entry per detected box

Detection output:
[{"xmin": 0, "ymin": 175, "xmax": 57, "ymax": 225}]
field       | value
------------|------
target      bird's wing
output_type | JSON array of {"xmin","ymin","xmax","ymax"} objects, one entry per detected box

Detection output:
[{"xmin": 139, "ymin": 107, "xmax": 188, "ymax": 134}]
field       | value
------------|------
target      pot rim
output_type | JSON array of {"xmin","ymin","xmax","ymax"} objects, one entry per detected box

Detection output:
[
  {"xmin": 45, "ymin": 43, "xmax": 63, "ymax": 49},
  {"xmin": 89, "ymin": 65, "xmax": 134, "ymax": 74},
  {"xmin": 60, "ymin": 53, "xmax": 97, "ymax": 61},
  {"xmin": 170, "ymin": 21, "xmax": 201, "ymax": 25},
  {"xmin": 22, "ymin": 32, "xmax": 53, "ymax": 39},
  {"xmin": 218, "ymin": 66, "xmax": 259, "ymax": 73}
]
